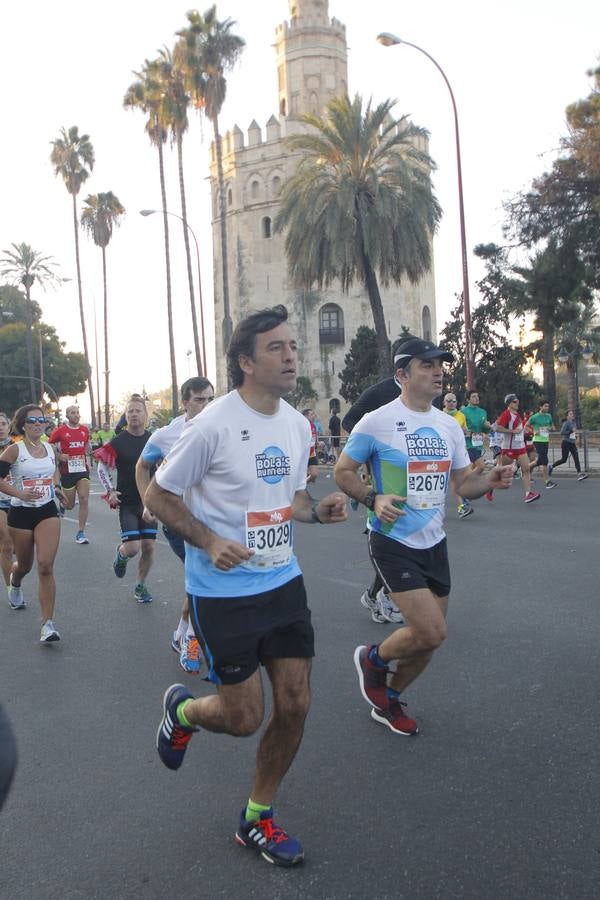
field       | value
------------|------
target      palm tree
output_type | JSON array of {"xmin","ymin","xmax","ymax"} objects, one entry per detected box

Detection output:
[
  {"xmin": 80, "ymin": 192, "xmax": 126, "ymax": 422},
  {"xmin": 274, "ymin": 95, "xmax": 442, "ymax": 377},
  {"xmin": 157, "ymin": 46, "xmax": 203, "ymax": 375},
  {"xmin": 507, "ymin": 239, "xmax": 592, "ymax": 409},
  {"xmin": 50, "ymin": 126, "xmax": 97, "ymax": 425},
  {"xmin": 0, "ymin": 242, "xmax": 59, "ymax": 401},
  {"xmin": 124, "ymin": 59, "xmax": 178, "ymax": 415},
  {"xmin": 175, "ymin": 6, "xmax": 245, "ymax": 362}
]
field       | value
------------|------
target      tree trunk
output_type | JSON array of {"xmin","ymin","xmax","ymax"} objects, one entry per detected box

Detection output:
[
  {"xmin": 72, "ymin": 194, "xmax": 96, "ymax": 427},
  {"xmin": 566, "ymin": 356, "xmax": 578, "ymax": 415},
  {"xmin": 158, "ymin": 143, "xmax": 178, "ymax": 417},
  {"xmin": 102, "ymin": 246, "xmax": 110, "ymax": 424},
  {"xmin": 213, "ymin": 114, "xmax": 233, "ymax": 375},
  {"xmin": 177, "ymin": 133, "xmax": 203, "ymax": 375},
  {"xmin": 541, "ymin": 326, "xmax": 556, "ymax": 410},
  {"xmin": 357, "ymin": 222, "xmax": 390, "ymax": 378},
  {"xmin": 24, "ymin": 284, "xmax": 37, "ymax": 402}
]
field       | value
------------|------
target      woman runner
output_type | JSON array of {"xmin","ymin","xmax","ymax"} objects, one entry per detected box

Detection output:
[{"xmin": 0, "ymin": 412, "xmax": 14, "ymax": 591}]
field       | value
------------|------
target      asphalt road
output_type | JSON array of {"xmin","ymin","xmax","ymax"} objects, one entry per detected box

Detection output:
[{"xmin": 1, "ymin": 470, "xmax": 599, "ymax": 899}]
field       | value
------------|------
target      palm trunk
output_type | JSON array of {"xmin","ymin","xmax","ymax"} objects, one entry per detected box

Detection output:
[
  {"xmin": 177, "ymin": 133, "xmax": 203, "ymax": 375},
  {"xmin": 566, "ymin": 356, "xmax": 578, "ymax": 415},
  {"xmin": 541, "ymin": 326, "xmax": 556, "ymax": 410},
  {"xmin": 213, "ymin": 114, "xmax": 233, "ymax": 373},
  {"xmin": 24, "ymin": 285, "xmax": 36, "ymax": 402},
  {"xmin": 72, "ymin": 193, "xmax": 96, "ymax": 427},
  {"xmin": 357, "ymin": 221, "xmax": 390, "ymax": 377},
  {"xmin": 158, "ymin": 143, "xmax": 178, "ymax": 416},
  {"xmin": 102, "ymin": 246, "xmax": 110, "ymax": 423}
]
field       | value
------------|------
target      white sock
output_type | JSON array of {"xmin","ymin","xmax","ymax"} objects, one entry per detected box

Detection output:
[
  {"xmin": 185, "ymin": 621, "xmax": 196, "ymax": 639},
  {"xmin": 176, "ymin": 617, "xmax": 187, "ymax": 639}
]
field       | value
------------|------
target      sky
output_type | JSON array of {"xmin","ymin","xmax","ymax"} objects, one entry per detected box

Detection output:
[{"xmin": 1, "ymin": 0, "xmax": 599, "ymax": 419}]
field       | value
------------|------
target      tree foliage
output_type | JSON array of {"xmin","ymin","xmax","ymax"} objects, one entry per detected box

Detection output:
[
  {"xmin": 275, "ymin": 94, "xmax": 441, "ymax": 377},
  {"xmin": 285, "ymin": 376, "xmax": 318, "ymax": 410},
  {"xmin": 338, "ymin": 326, "xmax": 380, "ymax": 404}
]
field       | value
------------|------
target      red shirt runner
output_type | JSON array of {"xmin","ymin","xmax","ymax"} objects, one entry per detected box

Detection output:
[{"xmin": 49, "ymin": 424, "xmax": 90, "ymax": 475}]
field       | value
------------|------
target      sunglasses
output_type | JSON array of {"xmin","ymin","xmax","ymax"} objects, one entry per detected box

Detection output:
[{"xmin": 24, "ymin": 416, "xmax": 47, "ymax": 424}]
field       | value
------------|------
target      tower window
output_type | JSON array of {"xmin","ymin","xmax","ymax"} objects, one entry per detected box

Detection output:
[
  {"xmin": 262, "ymin": 217, "xmax": 272, "ymax": 239},
  {"xmin": 227, "ymin": 188, "xmax": 233, "ymax": 206},
  {"xmin": 251, "ymin": 180, "xmax": 259, "ymax": 200},
  {"xmin": 272, "ymin": 176, "xmax": 281, "ymax": 197},
  {"xmin": 422, "ymin": 305, "xmax": 432, "ymax": 341},
  {"xmin": 319, "ymin": 304, "xmax": 344, "ymax": 344}
]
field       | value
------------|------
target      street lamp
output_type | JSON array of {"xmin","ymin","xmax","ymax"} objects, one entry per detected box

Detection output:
[
  {"xmin": 556, "ymin": 342, "xmax": 594, "ymax": 427},
  {"xmin": 377, "ymin": 32, "xmax": 474, "ymax": 390},
  {"xmin": 139, "ymin": 209, "xmax": 207, "ymax": 376}
]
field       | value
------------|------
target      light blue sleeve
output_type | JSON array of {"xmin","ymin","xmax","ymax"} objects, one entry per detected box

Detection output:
[
  {"xmin": 343, "ymin": 430, "xmax": 376, "ymax": 464},
  {"xmin": 141, "ymin": 437, "xmax": 164, "ymax": 465}
]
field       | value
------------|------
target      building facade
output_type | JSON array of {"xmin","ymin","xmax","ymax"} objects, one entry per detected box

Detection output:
[{"xmin": 209, "ymin": 0, "xmax": 437, "ymax": 414}]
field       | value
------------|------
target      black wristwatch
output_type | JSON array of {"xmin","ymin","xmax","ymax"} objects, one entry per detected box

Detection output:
[{"xmin": 363, "ymin": 490, "xmax": 378, "ymax": 511}]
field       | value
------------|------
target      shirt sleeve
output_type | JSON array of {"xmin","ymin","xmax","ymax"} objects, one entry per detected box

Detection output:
[
  {"xmin": 154, "ymin": 418, "xmax": 215, "ymax": 496},
  {"xmin": 342, "ymin": 413, "xmax": 377, "ymax": 464},
  {"xmin": 497, "ymin": 410, "xmax": 510, "ymax": 428},
  {"xmin": 141, "ymin": 434, "xmax": 164, "ymax": 465},
  {"xmin": 93, "ymin": 440, "xmax": 117, "ymax": 467},
  {"xmin": 48, "ymin": 427, "xmax": 62, "ymax": 446}
]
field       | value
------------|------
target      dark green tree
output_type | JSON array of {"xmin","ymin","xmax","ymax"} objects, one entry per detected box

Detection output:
[
  {"xmin": 338, "ymin": 326, "xmax": 380, "ymax": 404},
  {"xmin": 275, "ymin": 95, "xmax": 441, "ymax": 377},
  {"xmin": 286, "ymin": 376, "xmax": 318, "ymax": 410}
]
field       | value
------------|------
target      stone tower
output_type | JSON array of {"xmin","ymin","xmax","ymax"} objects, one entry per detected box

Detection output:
[{"xmin": 209, "ymin": 0, "xmax": 437, "ymax": 415}]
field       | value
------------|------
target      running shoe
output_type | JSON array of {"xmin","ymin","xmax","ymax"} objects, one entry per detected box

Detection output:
[
  {"xmin": 156, "ymin": 683, "xmax": 197, "ymax": 770},
  {"xmin": 180, "ymin": 634, "xmax": 203, "ymax": 674},
  {"xmin": 171, "ymin": 631, "xmax": 181, "ymax": 653},
  {"xmin": 371, "ymin": 700, "xmax": 418, "ymax": 735},
  {"xmin": 112, "ymin": 546, "xmax": 128, "ymax": 579},
  {"xmin": 457, "ymin": 503, "xmax": 474, "ymax": 519},
  {"xmin": 235, "ymin": 808, "xmax": 304, "ymax": 867},
  {"xmin": 577, "ymin": 473, "xmax": 589, "ymax": 481},
  {"xmin": 375, "ymin": 589, "xmax": 406, "ymax": 625},
  {"xmin": 360, "ymin": 589, "xmax": 386, "ymax": 624},
  {"xmin": 40, "ymin": 620, "xmax": 60, "ymax": 642},
  {"xmin": 524, "ymin": 491, "xmax": 540, "ymax": 503},
  {"xmin": 485, "ymin": 490, "xmax": 494, "ymax": 502},
  {"xmin": 545, "ymin": 481, "xmax": 557, "ymax": 489},
  {"xmin": 134, "ymin": 583, "xmax": 153, "ymax": 603},
  {"xmin": 353, "ymin": 645, "xmax": 389, "ymax": 710},
  {"xmin": 7, "ymin": 576, "xmax": 25, "ymax": 610},
  {"xmin": 75, "ymin": 530, "xmax": 89, "ymax": 544}
]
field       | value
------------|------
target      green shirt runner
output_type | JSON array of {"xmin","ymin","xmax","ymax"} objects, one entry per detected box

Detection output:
[
  {"xmin": 459, "ymin": 405, "xmax": 489, "ymax": 450},
  {"xmin": 527, "ymin": 412, "xmax": 553, "ymax": 443}
]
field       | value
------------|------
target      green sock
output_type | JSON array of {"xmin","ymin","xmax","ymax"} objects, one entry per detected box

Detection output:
[
  {"xmin": 176, "ymin": 700, "xmax": 193, "ymax": 727},
  {"xmin": 245, "ymin": 798, "xmax": 271, "ymax": 822}
]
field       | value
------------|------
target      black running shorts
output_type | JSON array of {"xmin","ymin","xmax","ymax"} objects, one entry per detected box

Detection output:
[
  {"xmin": 188, "ymin": 574, "xmax": 315, "ymax": 685},
  {"xmin": 533, "ymin": 443, "xmax": 549, "ymax": 466},
  {"xmin": 8, "ymin": 501, "xmax": 59, "ymax": 531},
  {"xmin": 61, "ymin": 471, "xmax": 90, "ymax": 490},
  {"xmin": 118, "ymin": 503, "xmax": 158, "ymax": 542},
  {"xmin": 368, "ymin": 532, "xmax": 450, "ymax": 597}
]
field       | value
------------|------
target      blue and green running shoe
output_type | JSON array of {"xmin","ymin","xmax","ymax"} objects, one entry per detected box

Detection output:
[
  {"xmin": 235, "ymin": 809, "xmax": 304, "ymax": 867},
  {"xmin": 156, "ymin": 683, "xmax": 197, "ymax": 770},
  {"xmin": 112, "ymin": 546, "xmax": 128, "ymax": 579},
  {"xmin": 134, "ymin": 583, "xmax": 153, "ymax": 603}
]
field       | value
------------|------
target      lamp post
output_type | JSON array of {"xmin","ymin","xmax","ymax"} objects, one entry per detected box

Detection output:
[
  {"xmin": 140, "ymin": 209, "xmax": 207, "ymax": 377},
  {"xmin": 377, "ymin": 32, "xmax": 474, "ymax": 390},
  {"xmin": 557, "ymin": 343, "xmax": 593, "ymax": 428}
]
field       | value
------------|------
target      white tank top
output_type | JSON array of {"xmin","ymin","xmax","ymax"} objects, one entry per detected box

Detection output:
[{"xmin": 10, "ymin": 441, "xmax": 57, "ymax": 508}]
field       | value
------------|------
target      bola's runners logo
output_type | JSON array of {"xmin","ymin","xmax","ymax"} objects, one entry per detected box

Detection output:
[
  {"xmin": 255, "ymin": 446, "xmax": 291, "ymax": 484},
  {"xmin": 405, "ymin": 427, "xmax": 448, "ymax": 459}
]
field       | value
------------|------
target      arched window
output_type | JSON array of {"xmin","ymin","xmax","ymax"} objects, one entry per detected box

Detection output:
[
  {"xmin": 422, "ymin": 305, "xmax": 432, "ymax": 341},
  {"xmin": 272, "ymin": 176, "xmax": 281, "ymax": 197},
  {"xmin": 227, "ymin": 188, "xmax": 233, "ymax": 206},
  {"xmin": 262, "ymin": 216, "xmax": 272, "ymax": 239},
  {"xmin": 319, "ymin": 304, "xmax": 344, "ymax": 344},
  {"xmin": 280, "ymin": 98, "xmax": 287, "ymax": 117},
  {"xmin": 251, "ymin": 180, "xmax": 260, "ymax": 200}
]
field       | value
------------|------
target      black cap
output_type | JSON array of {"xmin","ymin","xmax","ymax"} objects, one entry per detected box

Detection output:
[{"xmin": 393, "ymin": 338, "xmax": 453, "ymax": 368}]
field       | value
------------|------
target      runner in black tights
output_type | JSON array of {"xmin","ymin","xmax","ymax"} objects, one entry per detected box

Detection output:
[{"xmin": 548, "ymin": 409, "xmax": 589, "ymax": 481}]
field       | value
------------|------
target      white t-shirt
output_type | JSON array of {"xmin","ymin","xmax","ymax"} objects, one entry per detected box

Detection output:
[
  {"xmin": 155, "ymin": 391, "xmax": 311, "ymax": 597},
  {"xmin": 141, "ymin": 415, "xmax": 186, "ymax": 465},
  {"xmin": 343, "ymin": 398, "xmax": 470, "ymax": 549}
]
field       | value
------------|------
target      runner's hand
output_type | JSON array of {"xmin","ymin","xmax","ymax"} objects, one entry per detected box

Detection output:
[
  {"xmin": 374, "ymin": 494, "xmax": 406, "ymax": 523},
  {"xmin": 108, "ymin": 489, "xmax": 121, "ymax": 509},
  {"xmin": 487, "ymin": 464, "xmax": 513, "ymax": 490},
  {"xmin": 206, "ymin": 536, "xmax": 254, "ymax": 571},
  {"xmin": 20, "ymin": 488, "xmax": 44, "ymax": 503},
  {"xmin": 314, "ymin": 492, "xmax": 347, "ymax": 523},
  {"xmin": 142, "ymin": 506, "xmax": 157, "ymax": 524},
  {"xmin": 58, "ymin": 453, "xmax": 69, "ymax": 462}
]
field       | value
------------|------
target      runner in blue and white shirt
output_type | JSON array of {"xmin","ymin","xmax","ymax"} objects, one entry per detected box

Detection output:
[
  {"xmin": 135, "ymin": 376, "xmax": 214, "ymax": 674},
  {"xmin": 145, "ymin": 305, "xmax": 346, "ymax": 867},
  {"xmin": 335, "ymin": 338, "xmax": 514, "ymax": 736}
]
